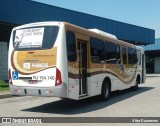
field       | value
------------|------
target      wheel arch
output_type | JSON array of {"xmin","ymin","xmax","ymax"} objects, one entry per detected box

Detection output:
[{"xmin": 102, "ymin": 76, "xmax": 111, "ymax": 91}]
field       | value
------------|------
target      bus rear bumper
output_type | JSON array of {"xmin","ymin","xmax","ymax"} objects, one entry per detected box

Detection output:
[{"xmin": 9, "ymin": 83, "xmax": 67, "ymax": 98}]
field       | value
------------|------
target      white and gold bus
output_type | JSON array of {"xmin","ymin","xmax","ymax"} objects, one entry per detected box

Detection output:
[{"xmin": 8, "ymin": 22, "xmax": 146, "ymax": 100}]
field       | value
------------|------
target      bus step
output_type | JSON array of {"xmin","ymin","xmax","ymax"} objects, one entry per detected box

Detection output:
[{"xmin": 79, "ymin": 94, "xmax": 88, "ymax": 98}]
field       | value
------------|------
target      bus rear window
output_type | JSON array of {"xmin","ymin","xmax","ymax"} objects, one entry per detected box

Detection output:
[{"xmin": 13, "ymin": 26, "xmax": 59, "ymax": 50}]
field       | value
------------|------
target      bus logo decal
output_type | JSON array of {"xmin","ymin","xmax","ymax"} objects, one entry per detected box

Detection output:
[{"xmin": 32, "ymin": 63, "xmax": 48, "ymax": 68}]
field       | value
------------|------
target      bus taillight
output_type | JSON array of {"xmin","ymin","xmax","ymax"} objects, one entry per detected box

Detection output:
[
  {"xmin": 8, "ymin": 69, "xmax": 13, "ymax": 85},
  {"xmin": 55, "ymin": 68, "xmax": 62, "ymax": 86}
]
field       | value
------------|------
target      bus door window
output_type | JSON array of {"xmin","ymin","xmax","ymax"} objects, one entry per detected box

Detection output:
[{"xmin": 77, "ymin": 40, "xmax": 87, "ymax": 96}]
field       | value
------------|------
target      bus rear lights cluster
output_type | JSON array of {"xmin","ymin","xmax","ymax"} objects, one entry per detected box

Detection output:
[
  {"xmin": 8, "ymin": 69, "xmax": 13, "ymax": 85},
  {"xmin": 55, "ymin": 68, "xmax": 62, "ymax": 86}
]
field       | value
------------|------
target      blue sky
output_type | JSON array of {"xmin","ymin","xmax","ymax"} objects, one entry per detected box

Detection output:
[{"xmin": 33, "ymin": 0, "xmax": 160, "ymax": 38}]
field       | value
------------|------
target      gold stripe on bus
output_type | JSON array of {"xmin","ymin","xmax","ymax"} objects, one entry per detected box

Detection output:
[
  {"xmin": 68, "ymin": 67, "xmax": 137, "ymax": 85},
  {"xmin": 11, "ymin": 47, "xmax": 57, "ymax": 75}
]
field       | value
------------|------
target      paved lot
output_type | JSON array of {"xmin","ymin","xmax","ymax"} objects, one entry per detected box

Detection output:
[{"xmin": 0, "ymin": 76, "xmax": 160, "ymax": 125}]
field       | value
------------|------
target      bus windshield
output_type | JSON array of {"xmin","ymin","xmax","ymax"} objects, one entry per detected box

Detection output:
[{"xmin": 13, "ymin": 26, "xmax": 59, "ymax": 50}]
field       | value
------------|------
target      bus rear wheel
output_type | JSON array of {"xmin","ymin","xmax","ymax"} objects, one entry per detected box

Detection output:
[
  {"xmin": 132, "ymin": 77, "xmax": 139, "ymax": 91},
  {"xmin": 100, "ymin": 81, "xmax": 111, "ymax": 101}
]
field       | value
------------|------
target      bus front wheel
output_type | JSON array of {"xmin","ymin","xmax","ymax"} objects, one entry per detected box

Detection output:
[
  {"xmin": 132, "ymin": 77, "xmax": 139, "ymax": 91},
  {"xmin": 100, "ymin": 81, "xmax": 111, "ymax": 101}
]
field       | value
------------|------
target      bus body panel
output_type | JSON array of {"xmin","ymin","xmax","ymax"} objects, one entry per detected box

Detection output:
[
  {"xmin": 9, "ymin": 22, "xmax": 68, "ymax": 98},
  {"xmin": 8, "ymin": 21, "xmax": 146, "ymax": 100}
]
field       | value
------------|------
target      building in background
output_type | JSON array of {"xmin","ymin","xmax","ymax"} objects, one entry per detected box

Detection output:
[
  {"xmin": 0, "ymin": 0, "xmax": 155, "ymax": 81},
  {"xmin": 143, "ymin": 38, "xmax": 160, "ymax": 73}
]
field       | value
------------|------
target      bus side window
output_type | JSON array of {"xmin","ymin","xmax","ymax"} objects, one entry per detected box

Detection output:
[
  {"xmin": 105, "ymin": 41, "xmax": 116, "ymax": 64},
  {"xmin": 128, "ymin": 47, "xmax": 137, "ymax": 64},
  {"xmin": 122, "ymin": 47, "xmax": 127, "ymax": 64},
  {"xmin": 90, "ymin": 37, "xmax": 105, "ymax": 64},
  {"xmin": 66, "ymin": 31, "xmax": 77, "ymax": 62}
]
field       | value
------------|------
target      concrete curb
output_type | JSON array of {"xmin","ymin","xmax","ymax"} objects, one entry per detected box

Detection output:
[
  {"xmin": 0, "ymin": 93, "xmax": 11, "ymax": 99},
  {"xmin": 146, "ymin": 74, "xmax": 160, "ymax": 77}
]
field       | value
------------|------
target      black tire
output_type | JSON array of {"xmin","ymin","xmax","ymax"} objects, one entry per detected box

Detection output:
[
  {"xmin": 132, "ymin": 78, "xmax": 139, "ymax": 91},
  {"xmin": 100, "ymin": 81, "xmax": 111, "ymax": 101}
]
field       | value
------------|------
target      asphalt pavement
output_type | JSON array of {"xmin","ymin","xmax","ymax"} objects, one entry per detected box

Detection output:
[
  {"xmin": 0, "ymin": 74, "xmax": 160, "ymax": 125},
  {"xmin": 0, "ymin": 74, "xmax": 160, "ymax": 99}
]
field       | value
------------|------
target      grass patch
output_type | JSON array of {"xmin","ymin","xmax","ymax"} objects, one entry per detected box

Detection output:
[
  {"xmin": 0, "ymin": 80, "xmax": 7, "ymax": 85},
  {"xmin": 0, "ymin": 80, "xmax": 9, "ymax": 92},
  {"xmin": 0, "ymin": 87, "xmax": 9, "ymax": 91}
]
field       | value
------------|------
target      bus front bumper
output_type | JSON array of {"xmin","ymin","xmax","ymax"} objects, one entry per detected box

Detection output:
[{"xmin": 9, "ymin": 83, "xmax": 67, "ymax": 98}]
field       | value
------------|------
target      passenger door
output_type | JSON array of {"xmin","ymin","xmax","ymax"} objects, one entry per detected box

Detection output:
[{"xmin": 77, "ymin": 40, "xmax": 88, "ymax": 97}]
